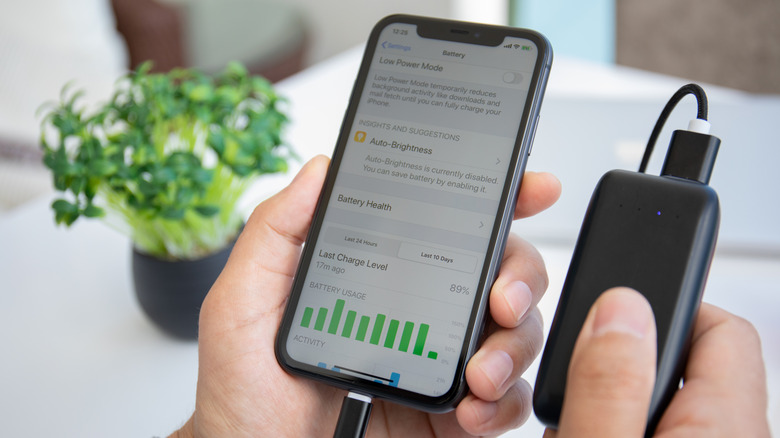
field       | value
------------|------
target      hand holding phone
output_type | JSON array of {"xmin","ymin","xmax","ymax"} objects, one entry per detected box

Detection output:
[
  {"xmin": 276, "ymin": 15, "xmax": 552, "ymax": 411},
  {"xmin": 172, "ymin": 154, "xmax": 560, "ymax": 437}
]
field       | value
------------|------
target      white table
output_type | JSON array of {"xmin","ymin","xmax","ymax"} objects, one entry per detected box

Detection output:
[{"xmin": 1, "ymin": 47, "xmax": 777, "ymax": 436}]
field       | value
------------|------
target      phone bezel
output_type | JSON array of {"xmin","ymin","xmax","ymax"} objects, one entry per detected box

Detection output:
[{"xmin": 275, "ymin": 14, "xmax": 552, "ymax": 412}]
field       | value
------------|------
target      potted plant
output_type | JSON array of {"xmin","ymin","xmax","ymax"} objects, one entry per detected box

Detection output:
[{"xmin": 40, "ymin": 62, "xmax": 292, "ymax": 339}]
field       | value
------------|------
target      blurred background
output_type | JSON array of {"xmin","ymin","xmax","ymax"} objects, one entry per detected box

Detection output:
[{"xmin": 1, "ymin": 0, "xmax": 778, "ymax": 213}]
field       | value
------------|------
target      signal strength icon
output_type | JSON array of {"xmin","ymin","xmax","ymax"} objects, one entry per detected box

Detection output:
[{"xmin": 503, "ymin": 43, "xmax": 513, "ymax": 49}]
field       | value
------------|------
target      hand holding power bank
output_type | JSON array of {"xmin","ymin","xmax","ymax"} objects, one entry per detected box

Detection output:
[{"xmin": 534, "ymin": 85, "xmax": 721, "ymax": 436}]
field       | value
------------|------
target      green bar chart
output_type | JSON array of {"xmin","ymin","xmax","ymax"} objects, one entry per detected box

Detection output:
[{"xmin": 300, "ymin": 299, "xmax": 439, "ymax": 360}]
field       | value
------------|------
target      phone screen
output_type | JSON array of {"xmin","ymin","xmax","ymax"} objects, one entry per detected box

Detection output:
[{"xmin": 277, "ymin": 16, "xmax": 550, "ymax": 408}]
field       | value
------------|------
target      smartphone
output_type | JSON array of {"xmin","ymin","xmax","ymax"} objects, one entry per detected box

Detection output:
[{"xmin": 275, "ymin": 14, "xmax": 552, "ymax": 412}]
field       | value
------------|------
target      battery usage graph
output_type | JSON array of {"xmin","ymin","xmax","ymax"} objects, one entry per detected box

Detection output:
[{"xmin": 300, "ymin": 298, "xmax": 440, "ymax": 360}]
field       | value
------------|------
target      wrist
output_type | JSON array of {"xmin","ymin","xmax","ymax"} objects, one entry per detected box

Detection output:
[{"xmin": 168, "ymin": 416, "xmax": 195, "ymax": 438}]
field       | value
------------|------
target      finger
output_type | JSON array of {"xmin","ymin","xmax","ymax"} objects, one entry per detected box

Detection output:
[
  {"xmin": 557, "ymin": 288, "xmax": 657, "ymax": 438},
  {"xmin": 205, "ymin": 155, "xmax": 330, "ymax": 320},
  {"xmin": 655, "ymin": 303, "xmax": 770, "ymax": 436},
  {"xmin": 489, "ymin": 234, "xmax": 548, "ymax": 328},
  {"xmin": 240, "ymin": 154, "xmax": 330, "ymax": 263},
  {"xmin": 456, "ymin": 379, "xmax": 534, "ymax": 436},
  {"xmin": 466, "ymin": 307, "xmax": 544, "ymax": 401},
  {"xmin": 514, "ymin": 171, "xmax": 561, "ymax": 220}
]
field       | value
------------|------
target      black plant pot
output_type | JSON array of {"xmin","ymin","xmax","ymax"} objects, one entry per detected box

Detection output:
[{"xmin": 132, "ymin": 242, "xmax": 234, "ymax": 340}]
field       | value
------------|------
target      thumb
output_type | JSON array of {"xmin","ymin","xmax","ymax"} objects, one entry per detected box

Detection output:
[
  {"xmin": 206, "ymin": 155, "xmax": 330, "ymax": 321},
  {"xmin": 555, "ymin": 288, "xmax": 657, "ymax": 438}
]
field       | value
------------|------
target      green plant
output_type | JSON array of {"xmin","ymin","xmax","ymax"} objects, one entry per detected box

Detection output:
[{"xmin": 40, "ymin": 62, "xmax": 292, "ymax": 259}]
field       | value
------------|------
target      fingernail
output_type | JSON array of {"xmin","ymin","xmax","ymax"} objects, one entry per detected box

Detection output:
[
  {"xmin": 592, "ymin": 289, "xmax": 654, "ymax": 339},
  {"xmin": 503, "ymin": 281, "xmax": 533, "ymax": 323},
  {"xmin": 479, "ymin": 350, "xmax": 513, "ymax": 391}
]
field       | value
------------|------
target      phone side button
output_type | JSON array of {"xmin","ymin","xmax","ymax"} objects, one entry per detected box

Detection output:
[{"xmin": 527, "ymin": 115, "xmax": 540, "ymax": 156}]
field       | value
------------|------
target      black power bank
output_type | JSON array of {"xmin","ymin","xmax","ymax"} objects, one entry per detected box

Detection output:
[{"xmin": 533, "ymin": 169, "xmax": 720, "ymax": 434}]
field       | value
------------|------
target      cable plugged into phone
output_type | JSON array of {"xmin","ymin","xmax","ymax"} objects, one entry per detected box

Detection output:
[
  {"xmin": 533, "ymin": 84, "xmax": 722, "ymax": 436},
  {"xmin": 333, "ymin": 392, "xmax": 373, "ymax": 438}
]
